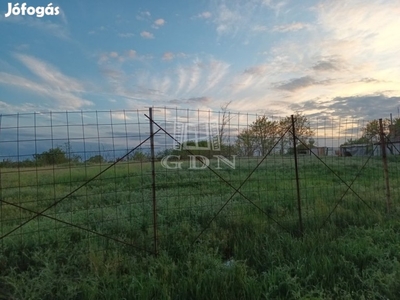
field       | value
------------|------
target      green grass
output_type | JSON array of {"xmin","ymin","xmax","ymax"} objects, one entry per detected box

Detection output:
[{"xmin": 0, "ymin": 156, "xmax": 400, "ymax": 299}]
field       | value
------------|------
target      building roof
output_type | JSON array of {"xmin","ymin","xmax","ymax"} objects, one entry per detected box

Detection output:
[{"xmin": 340, "ymin": 144, "xmax": 370, "ymax": 148}]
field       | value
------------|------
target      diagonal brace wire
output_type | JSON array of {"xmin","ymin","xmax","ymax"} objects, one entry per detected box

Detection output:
[
  {"xmin": 0, "ymin": 198, "xmax": 154, "ymax": 254},
  {"xmin": 0, "ymin": 129, "xmax": 161, "ymax": 241},
  {"xmin": 144, "ymin": 114, "xmax": 294, "ymax": 240},
  {"xmin": 294, "ymin": 136, "xmax": 377, "ymax": 213}
]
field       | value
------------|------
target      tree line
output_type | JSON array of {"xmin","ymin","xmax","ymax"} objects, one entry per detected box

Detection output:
[
  {"xmin": 342, "ymin": 117, "xmax": 400, "ymax": 146},
  {"xmin": 153, "ymin": 111, "xmax": 314, "ymax": 159},
  {"xmin": 2, "ymin": 112, "xmax": 399, "ymax": 168}
]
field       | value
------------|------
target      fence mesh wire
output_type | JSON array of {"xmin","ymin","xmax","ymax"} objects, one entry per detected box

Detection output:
[{"xmin": 0, "ymin": 108, "xmax": 399, "ymax": 256}]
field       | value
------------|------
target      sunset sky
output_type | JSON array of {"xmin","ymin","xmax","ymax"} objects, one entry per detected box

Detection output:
[{"xmin": 1, "ymin": 0, "xmax": 400, "ymax": 119}]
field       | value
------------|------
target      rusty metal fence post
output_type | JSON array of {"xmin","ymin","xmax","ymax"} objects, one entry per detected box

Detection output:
[
  {"xmin": 379, "ymin": 118, "xmax": 391, "ymax": 214},
  {"xmin": 291, "ymin": 115, "xmax": 303, "ymax": 236},
  {"xmin": 149, "ymin": 107, "xmax": 158, "ymax": 255}
]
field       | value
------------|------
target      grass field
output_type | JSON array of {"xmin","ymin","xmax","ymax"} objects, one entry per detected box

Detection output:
[{"xmin": 0, "ymin": 155, "xmax": 400, "ymax": 299}]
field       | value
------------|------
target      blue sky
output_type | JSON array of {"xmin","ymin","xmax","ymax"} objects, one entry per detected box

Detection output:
[{"xmin": 1, "ymin": 0, "xmax": 400, "ymax": 119}]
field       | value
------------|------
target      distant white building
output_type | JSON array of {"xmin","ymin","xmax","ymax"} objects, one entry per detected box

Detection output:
[
  {"xmin": 338, "ymin": 144, "xmax": 372, "ymax": 156},
  {"xmin": 374, "ymin": 138, "xmax": 400, "ymax": 156},
  {"xmin": 373, "ymin": 124, "xmax": 400, "ymax": 156}
]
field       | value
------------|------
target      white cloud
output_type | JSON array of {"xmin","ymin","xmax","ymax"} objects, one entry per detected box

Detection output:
[
  {"xmin": 0, "ymin": 72, "xmax": 92, "ymax": 110},
  {"xmin": 316, "ymin": 0, "xmax": 400, "ymax": 58},
  {"xmin": 136, "ymin": 11, "xmax": 151, "ymax": 21},
  {"xmin": 118, "ymin": 32, "xmax": 135, "ymax": 38},
  {"xmin": 195, "ymin": 11, "xmax": 212, "ymax": 19},
  {"xmin": 211, "ymin": 0, "xmax": 277, "ymax": 37},
  {"xmin": 127, "ymin": 50, "xmax": 137, "ymax": 58},
  {"xmin": 152, "ymin": 18, "xmax": 165, "ymax": 29},
  {"xmin": 109, "ymin": 52, "xmax": 118, "ymax": 58},
  {"xmin": 140, "ymin": 31, "xmax": 154, "ymax": 39},
  {"xmin": 162, "ymin": 52, "xmax": 174, "ymax": 61},
  {"xmin": 215, "ymin": 4, "xmax": 241, "ymax": 35},
  {"xmin": 23, "ymin": 0, "xmax": 394, "ymax": 115},
  {"xmin": 0, "ymin": 100, "xmax": 38, "ymax": 113},
  {"xmin": 98, "ymin": 50, "xmax": 139, "ymax": 64},
  {"xmin": 261, "ymin": 0, "xmax": 287, "ymax": 16},
  {"xmin": 218, "ymin": 0, "xmax": 398, "ymax": 113}
]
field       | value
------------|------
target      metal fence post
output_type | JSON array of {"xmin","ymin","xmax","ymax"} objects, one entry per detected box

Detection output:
[
  {"xmin": 149, "ymin": 107, "xmax": 158, "ymax": 255},
  {"xmin": 379, "ymin": 118, "xmax": 391, "ymax": 214},
  {"xmin": 291, "ymin": 115, "xmax": 303, "ymax": 236}
]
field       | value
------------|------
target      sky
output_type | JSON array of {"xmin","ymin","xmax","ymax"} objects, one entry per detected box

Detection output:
[{"xmin": 1, "ymin": 0, "xmax": 400, "ymax": 120}]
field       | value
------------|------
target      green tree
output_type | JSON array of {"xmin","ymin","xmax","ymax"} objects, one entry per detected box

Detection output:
[
  {"xmin": 388, "ymin": 118, "xmax": 400, "ymax": 140},
  {"xmin": 236, "ymin": 115, "xmax": 279, "ymax": 157},
  {"xmin": 236, "ymin": 128, "xmax": 257, "ymax": 156},
  {"xmin": 275, "ymin": 112, "xmax": 314, "ymax": 155},
  {"xmin": 361, "ymin": 119, "xmax": 390, "ymax": 143},
  {"xmin": 360, "ymin": 117, "xmax": 400, "ymax": 144},
  {"xmin": 251, "ymin": 116, "xmax": 279, "ymax": 156},
  {"xmin": 33, "ymin": 147, "xmax": 69, "ymax": 165},
  {"xmin": 86, "ymin": 155, "xmax": 105, "ymax": 164},
  {"xmin": 279, "ymin": 112, "xmax": 314, "ymax": 146},
  {"xmin": 130, "ymin": 151, "xmax": 149, "ymax": 162}
]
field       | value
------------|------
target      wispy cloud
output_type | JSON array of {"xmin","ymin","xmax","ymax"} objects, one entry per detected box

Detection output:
[
  {"xmin": 312, "ymin": 58, "xmax": 340, "ymax": 71},
  {"xmin": 315, "ymin": 0, "xmax": 400, "ymax": 61},
  {"xmin": 274, "ymin": 76, "xmax": 334, "ymax": 92},
  {"xmin": 162, "ymin": 52, "xmax": 174, "ymax": 61},
  {"xmin": 98, "ymin": 49, "xmax": 140, "ymax": 64},
  {"xmin": 203, "ymin": 60, "xmax": 230, "ymax": 92},
  {"xmin": 16, "ymin": 54, "xmax": 83, "ymax": 92},
  {"xmin": 271, "ymin": 22, "xmax": 310, "ymax": 32},
  {"xmin": 226, "ymin": 0, "xmax": 400, "ymax": 115},
  {"xmin": 228, "ymin": 64, "xmax": 271, "ymax": 94},
  {"xmin": 261, "ymin": 0, "xmax": 288, "ymax": 16},
  {"xmin": 274, "ymin": 76, "xmax": 316, "ymax": 92},
  {"xmin": 214, "ymin": 3, "xmax": 242, "ymax": 36},
  {"xmin": 0, "ymin": 54, "xmax": 92, "ymax": 110},
  {"xmin": 0, "ymin": 99, "xmax": 38, "ymax": 113},
  {"xmin": 194, "ymin": 11, "xmax": 212, "ymax": 19},
  {"xmin": 0, "ymin": 14, "xmax": 70, "ymax": 39},
  {"xmin": 169, "ymin": 96, "xmax": 211, "ymax": 105},
  {"xmin": 211, "ymin": 0, "xmax": 290, "ymax": 38},
  {"xmin": 118, "ymin": 32, "xmax": 134, "ymax": 38},
  {"xmin": 252, "ymin": 25, "xmax": 268, "ymax": 32},
  {"xmin": 97, "ymin": 55, "xmax": 231, "ymax": 109},
  {"xmin": 291, "ymin": 94, "xmax": 400, "ymax": 119},
  {"xmin": 243, "ymin": 65, "xmax": 268, "ymax": 76}
]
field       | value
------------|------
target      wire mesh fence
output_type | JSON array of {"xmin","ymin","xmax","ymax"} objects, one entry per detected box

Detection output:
[{"xmin": 0, "ymin": 107, "xmax": 399, "ymax": 257}]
